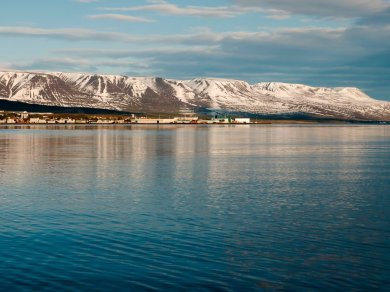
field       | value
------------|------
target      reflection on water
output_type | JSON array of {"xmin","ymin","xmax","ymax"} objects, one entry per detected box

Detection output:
[{"xmin": 0, "ymin": 125, "xmax": 389, "ymax": 290}]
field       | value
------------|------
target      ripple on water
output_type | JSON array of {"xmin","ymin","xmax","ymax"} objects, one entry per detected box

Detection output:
[{"xmin": 0, "ymin": 125, "xmax": 389, "ymax": 290}]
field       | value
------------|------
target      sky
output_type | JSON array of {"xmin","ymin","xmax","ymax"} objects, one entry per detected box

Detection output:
[{"xmin": 0, "ymin": 0, "xmax": 389, "ymax": 100}]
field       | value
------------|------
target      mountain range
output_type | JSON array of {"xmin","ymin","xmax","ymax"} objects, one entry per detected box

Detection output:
[{"xmin": 0, "ymin": 71, "xmax": 389, "ymax": 121}]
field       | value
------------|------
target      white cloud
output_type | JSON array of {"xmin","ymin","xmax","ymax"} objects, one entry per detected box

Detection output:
[
  {"xmin": 233, "ymin": 0, "xmax": 390, "ymax": 18},
  {"xmin": 0, "ymin": 26, "xmax": 223, "ymax": 44},
  {"xmin": 100, "ymin": 2, "xmax": 282, "ymax": 18},
  {"xmin": 87, "ymin": 14, "xmax": 154, "ymax": 23},
  {"xmin": 101, "ymin": 3, "xmax": 238, "ymax": 18},
  {"xmin": 8, "ymin": 57, "xmax": 151, "ymax": 73},
  {"xmin": 54, "ymin": 47, "xmax": 217, "ymax": 59},
  {"xmin": 0, "ymin": 26, "xmax": 145, "ymax": 42},
  {"xmin": 73, "ymin": 0, "xmax": 99, "ymax": 3}
]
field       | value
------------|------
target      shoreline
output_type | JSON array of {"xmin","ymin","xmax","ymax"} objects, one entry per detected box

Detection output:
[{"xmin": 0, "ymin": 121, "xmax": 388, "ymax": 126}]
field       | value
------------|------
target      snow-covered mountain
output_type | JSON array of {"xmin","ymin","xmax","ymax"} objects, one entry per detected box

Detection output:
[{"xmin": 0, "ymin": 71, "xmax": 389, "ymax": 121}]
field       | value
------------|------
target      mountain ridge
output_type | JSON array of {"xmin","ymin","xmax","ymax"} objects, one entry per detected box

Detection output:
[{"xmin": 0, "ymin": 71, "xmax": 389, "ymax": 121}]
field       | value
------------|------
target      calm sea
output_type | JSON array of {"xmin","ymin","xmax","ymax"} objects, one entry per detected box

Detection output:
[{"xmin": 0, "ymin": 124, "xmax": 389, "ymax": 290}]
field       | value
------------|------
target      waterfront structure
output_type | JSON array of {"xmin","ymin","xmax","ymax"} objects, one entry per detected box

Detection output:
[
  {"xmin": 134, "ymin": 118, "xmax": 177, "ymax": 124},
  {"xmin": 235, "ymin": 118, "xmax": 250, "ymax": 124},
  {"xmin": 0, "ymin": 110, "xmax": 253, "ymax": 124}
]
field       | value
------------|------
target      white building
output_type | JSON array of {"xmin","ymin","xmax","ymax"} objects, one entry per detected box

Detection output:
[
  {"xmin": 29, "ymin": 118, "xmax": 41, "ymax": 123},
  {"xmin": 174, "ymin": 116, "xmax": 199, "ymax": 123},
  {"xmin": 135, "ymin": 118, "xmax": 177, "ymax": 124},
  {"xmin": 235, "ymin": 118, "xmax": 251, "ymax": 124},
  {"xmin": 20, "ymin": 111, "xmax": 29, "ymax": 119},
  {"xmin": 96, "ymin": 119, "xmax": 115, "ymax": 124},
  {"xmin": 75, "ymin": 119, "xmax": 87, "ymax": 124},
  {"xmin": 56, "ymin": 118, "xmax": 76, "ymax": 124}
]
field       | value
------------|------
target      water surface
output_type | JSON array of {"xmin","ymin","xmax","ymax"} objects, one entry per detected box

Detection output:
[{"xmin": 0, "ymin": 125, "xmax": 389, "ymax": 290}]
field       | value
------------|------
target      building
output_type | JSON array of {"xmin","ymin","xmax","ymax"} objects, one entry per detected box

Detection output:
[
  {"xmin": 95, "ymin": 119, "xmax": 115, "ymax": 124},
  {"xmin": 235, "ymin": 118, "xmax": 251, "ymax": 124},
  {"xmin": 134, "ymin": 118, "xmax": 177, "ymax": 124},
  {"xmin": 175, "ymin": 116, "xmax": 199, "ymax": 123},
  {"xmin": 56, "ymin": 118, "xmax": 76, "ymax": 124},
  {"xmin": 210, "ymin": 117, "xmax": 230, "ymax": 123},
  {"xmin": 29, "ymin": 118, "xmax": 41, "ymax": 123},
  {"xmin": 75, "ymin": 119, "xmax": 87, "ymax": 124},
  {"xmin": 6, "ymin": 118, "xmax": 16, "ymax": 124},
  {"xmin": 20, "ymin": 111, "xmax": 29, "ymax": 119}
]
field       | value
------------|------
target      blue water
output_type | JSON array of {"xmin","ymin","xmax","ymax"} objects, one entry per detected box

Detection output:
[{"xmin": 0, "ymin": 124, "xmax": 389, "ymax": 290}]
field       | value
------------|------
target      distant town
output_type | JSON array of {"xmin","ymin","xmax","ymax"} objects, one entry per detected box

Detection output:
[{"xmin": 0, "ymin": 110, "xmax": 256, "ymax": 125}]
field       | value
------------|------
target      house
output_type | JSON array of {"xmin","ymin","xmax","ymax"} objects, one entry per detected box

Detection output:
[{"xmin": 6, "ymin": 118, "xmax": 16, "ymax": 124}]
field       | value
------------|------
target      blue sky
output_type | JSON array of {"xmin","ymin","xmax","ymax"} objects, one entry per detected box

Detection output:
[{"xmin": 0, "ymin": 0, "xmax": 389, "ymax": 100}]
